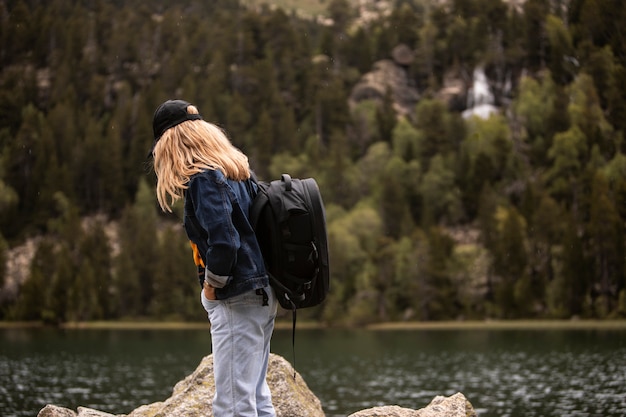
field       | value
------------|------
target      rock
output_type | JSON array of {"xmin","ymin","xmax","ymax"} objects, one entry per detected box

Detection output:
[
  {"xmin": 37, "ymin": 405, "xmax": 78, "ymax": 417},
  {"xmin": 38, "ymin": 355, "xmax": 475, "ymax": 417},
  {"xmin": 349, "ymin": 56, "xmax": 420, "ymax": 117},
  {"xmin": 76, "ymin": 408, "xmax": 121, "ymax": 417},
  {"xmin": 37, "ymin": 406, "xmax": 121, "ymax": 417},
  {"xmin": 392, "ymin": 44, "xmax": 414, "ymax": 67},
  {"xmin": 347, "ymin": 392, "xmax": 476, "ymax": 417},
  {"xmin": 435, "ymin": 71, "xmax": 469, "ymax": 112},
  {"xmin": 39, "ymin": 354, "xmax": 324, "ymax": 417}
]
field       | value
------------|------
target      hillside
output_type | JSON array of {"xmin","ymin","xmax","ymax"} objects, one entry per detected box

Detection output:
[{"xmin": 1, "ymin": 0, "xmax": 625, "ymax": 324}]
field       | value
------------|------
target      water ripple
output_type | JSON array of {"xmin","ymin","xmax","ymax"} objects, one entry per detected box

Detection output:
[{"xmin": 2, "ymin": 328, "xmax": 626, "ymax": 417}]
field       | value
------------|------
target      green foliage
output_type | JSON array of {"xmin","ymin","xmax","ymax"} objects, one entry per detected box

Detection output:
[
  {"xmin": 484, "ymin": 205, "xmax": 531, "ymax": 318},
  {"xmin": 587, "ymin": 173, "xmax": 624, "ymax": 315},
  {"xmin": 568, "ymin": 73, "xmax": 615, "ymax": 159},
  {"xmin": 545, "ymin": 14, "xmax": 576, "ymax": 84},
  {"xmin": 0, "ymin": 235, "xmax": 6, "ymax": 295},
  {"xmin": 2, "ymin": 0, "xmax": 626, "ymax": 323},
  {"xmin": 447, "ymin": 242, "xmax": 491, "ymax": 318},
  {"xmin": 151, "ymin": 227, "xmax": 199, "ymax": 320},
  {"xmin": 420, "ymin": 155, "xmax": 462, "ymax": 226},
  {"xmin": 414, "ymin": 98, "xmax": 462, "ymax": 163},
  {"xmin": 513, "ymin": 72, "xmax": 569, "ymax": 166},
  {"xmin": 545, "ymin": 125, "xmax": 589, "ymax": 210}
]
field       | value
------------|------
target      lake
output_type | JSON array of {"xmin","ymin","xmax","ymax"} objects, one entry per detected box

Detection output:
[{"xmin": 1, "ymin": 325, "xmax": 625, "ymax": 417}]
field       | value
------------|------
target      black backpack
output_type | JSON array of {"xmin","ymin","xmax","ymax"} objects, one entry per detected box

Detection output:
[{"xmin": 248, "ymin": 174, "xmax": 330, "ymax": 311}]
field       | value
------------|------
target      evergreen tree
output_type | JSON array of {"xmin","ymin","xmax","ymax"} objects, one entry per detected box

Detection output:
[
  {"xmin": 251, "ymin": 109, "xmax": 273, "ymax": 179},
  {"xmin": 545, "ymin": 14, "xmax": 576, "ymax": 84},
  {"xmin": 324, "ymin": 203, "xmax": 382, "ymax": 324},
  {"xmin": 4, "ymin": 105, "xmax": 49, "ymax": 231},
  {"xmin": 556, "ymin": 212, "xmax": 590, "ymax": 316},
  {"xmin": 225, "ymin": 93, "xmax": 252, "ymax": 149},
  {"xmin": 492, "ymin": 206, "xmax": 529, "ymax": 318},
  {"xmin": 12, "ymin": 239, "xmax": 55, "ymax": 321},
  {"xmin": 522, "ymin": 0, "xmax": 550, "ymax": 71},
  {"xmin": 378, "ymin": 157, "xmax": 415, "ymax": 238},
  {"xmin": 414, "ymin": 99, "xmax": 463, "ymax": 165},
  {"xmin": 392, "ymin": 117, "xmax": 422, "ymax": 163},
  {"xmin": 350, "ymin": 100, "xmax": 379, "ymax": 158},
  {"xmin": 568, "ymin": 73, "xmax": 614, "ymax": 160},
  {"xmin": 587, "ymin": 173, "xmax": 624, "ymax": 316},
  {"xmin": 420, "ymin": 154, "xmax": 462, "ymax": 227},
  {"xmin": 344, "ymin": 26, "xmax": 373, "ymax": 74},
  {"xmin": 73, "ymin": 259, "xmax": 101, "ymax": 321},
  {"xmin": 545, "ymin": 126, "xmax": 588, "ymax": 207},
  {"xmin": 0, "ymin": 144, "xmax": 19, "ymax": 242},
  {"xmin": 386, "ymin": 235, "xmax": 425, "ymax": 320},
  {"xmin": 151, "ymin": 226, "xmax": 198, "ymax": 320},
  {"xmin": 376, "ymin": 88, "xmax": 397, "ymax": 143},
  {"xmin": 512, "ymin": 72, "xmax": 568, "ymax": 165},
  {"xmin": 115, "ymin": 179, "xmax": 160, "ymax": 317},
  {"xmin": 423, "ymin": 226, "xmax": 457, "ymax": 320},
  {"xmin": 313, "ymin": 75, "xmax": 350, "ymax": 146},
  {"xmin": 78, "ymin": 220, "xmax": 114, "ymax": 319},
  {"xmin": 463, "ymin": 114, "xmax": 512, "ymax": 182},
  {"xmin": 602, "ymin": 152, "xmax": 626, "ymax": 221},
  {"xmin": 529, "ymin": 194, "xmax": 563, "ymax": 287}
]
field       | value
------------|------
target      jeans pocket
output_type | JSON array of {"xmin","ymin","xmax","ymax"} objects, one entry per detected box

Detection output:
[{"xmin": 200, "ymin": 289, "xmax": 219, "ymax": 314}]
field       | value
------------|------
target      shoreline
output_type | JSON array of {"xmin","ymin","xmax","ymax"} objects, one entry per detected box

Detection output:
[
  {"xmin": 1, "ymin": 319, "xmax": 626, "ymax": 330},
  {"xmin": 365, "ymin": 319, "xmax": 626, "ymax": 330}
]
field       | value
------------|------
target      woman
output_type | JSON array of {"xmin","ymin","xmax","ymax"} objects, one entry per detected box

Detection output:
[{"xmin": 150, "ymin": 99, "xmax": 278, "ymax": 417}]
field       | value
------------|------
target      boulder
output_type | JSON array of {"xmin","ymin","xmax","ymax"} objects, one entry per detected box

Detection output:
[
  {"xmin": 38, "ymin": 353, "xmax": 323, "ymax": 417},
  {"xmin": 347, "ymin": 393, "xmax": 476, "ymax": 417},
  {"xmin": 435, "ymin": 72, "xmax": 468, "ymax": 112},
  {"xmin": 349, "ymin": 58, "xmax": 420, "ymax": 117},
  {"xmin": 37, "ymin": 406, "xmax": 120, "ymax": 417},
  {"xmin": 38, "ymin": 354, "xmax": 476, "ymax": 417}
]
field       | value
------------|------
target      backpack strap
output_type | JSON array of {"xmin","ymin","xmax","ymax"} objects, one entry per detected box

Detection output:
[
  {"xmin": 281, "ymin": 173, "xmax": 292, "ymax": 191},
  {"xmin": 248, "ymin": 172, "xmax": 298, "ymax": 379},
  {"xmin": 268, "ymin": 272, "xmax": 298, "ymax": 379},
  {"xmin": 248, "ymin": 187, "xmax": 267, "ymax": 231}
]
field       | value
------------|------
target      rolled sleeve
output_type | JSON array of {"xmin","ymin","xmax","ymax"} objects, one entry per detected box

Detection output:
[
  {"xmin": 188, "ymin": 173, "xmax": 241, "ymax": 280},
  {"xmin": 204, "ymin": 268, "xmax": 231, "ymax": 288}
]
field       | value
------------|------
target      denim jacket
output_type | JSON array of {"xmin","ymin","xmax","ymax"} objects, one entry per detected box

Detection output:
[{"xmin": 183, "ymin": 169, "xmax": 268, "ymax": 300}]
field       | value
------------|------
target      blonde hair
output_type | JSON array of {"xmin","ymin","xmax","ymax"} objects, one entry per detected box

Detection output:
[{"xmin": 153, "ymin": 105, "xmax": 250, "ymax": 212}]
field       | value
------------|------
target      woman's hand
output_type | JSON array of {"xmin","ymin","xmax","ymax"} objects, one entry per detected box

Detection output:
[{"xmin": 203, "ymin": 280, "xmax": 216, "ymax": 300}]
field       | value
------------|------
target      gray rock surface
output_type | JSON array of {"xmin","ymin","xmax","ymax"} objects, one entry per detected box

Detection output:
[
  {"xmin": 349, "ymin": 58, "xmax": 420, "ymax": 117},
  {"xmin": 38, "ymin": 353, "xmax": 323, "ymax": 417},
  {"xmin": 347, "ymin": 392, "xmax": 476, "ymax": 417},
  {"xmin": 37, "ymin": 354, "xmax": 476, "ymax": 417}
]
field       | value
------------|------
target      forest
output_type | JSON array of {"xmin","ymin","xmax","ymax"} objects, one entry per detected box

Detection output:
[{"xmin": 0, "ymin": 0, "xmax": 625, "ymax": 325}]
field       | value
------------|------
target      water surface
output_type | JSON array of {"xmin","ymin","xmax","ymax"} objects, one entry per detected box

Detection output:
[{"xmin": 1, "ymin": 326, "xmax": 625, "ymax": 417}]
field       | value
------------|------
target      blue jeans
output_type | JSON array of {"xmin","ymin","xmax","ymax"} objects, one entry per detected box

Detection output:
[{"xmin": 201, "ymin": 286, "xmax": 278, "ymax": 417}]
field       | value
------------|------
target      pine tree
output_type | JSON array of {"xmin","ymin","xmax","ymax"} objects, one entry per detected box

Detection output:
[
  {"xmin": 151, "ymin": 227, "xmax": 198, "ymax": 320},
  {"xmin": 568, "ymin": 73, "xmax": 614, "ymax": 160},
  {"xmin": 251, "ymin": 109, "xmax": 273, "ymax": 179},
  {"xmin": 420, "ymin": 154, "xmax": 462, "ymax": 227},
  {"xmin": 12, "ymin": 239, "xmax": 55, "ymax": 321},
  {"xmin": 545, "ymin": 126, "xmax": 588, "ymax": 206},
  {"xmin": 522, "ymin": 0, "xmax": 550, "ymax": 71},
  {"xmin": 492, "ymin": 206, "xmax": 529, "ymax": 318},
  {"xmin": 115, "ymin": 179, "xmax": 160, "ymax": 317},
  {"xmin": 376, "ymin": 88, "xmax": 397, "ymax": 143},
  {"xmin": 78, "ymin": 220, "xmax": 114, "ymax": 319},
  {"xmin": 587, "ymin": 173, "xmax": 624, "ymax": 316},
  {"xmin": 423, "ymin": 226, "xmax": 457, "ymax": 320},
  {"xmin": 545, "ymin": 14, "xmax": 575, "ymax": 85}
]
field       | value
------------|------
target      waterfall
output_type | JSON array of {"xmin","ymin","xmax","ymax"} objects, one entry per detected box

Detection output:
[{"xmin": 462, "ymin": 66, "xmax": 498, "ymax": 119}]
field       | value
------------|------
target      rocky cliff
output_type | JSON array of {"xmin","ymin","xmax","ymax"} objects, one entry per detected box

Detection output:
[{"xmin": 37, "ymin": 353, "xmax": 476, "ymax": 417}]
